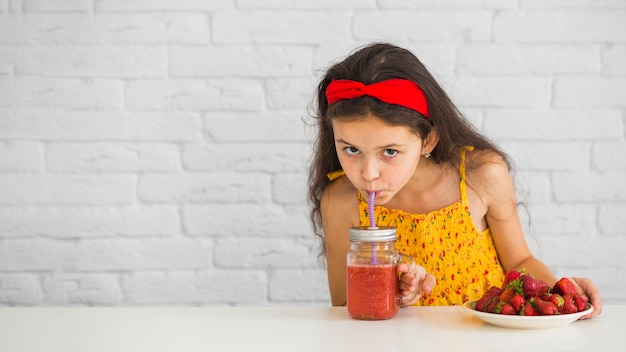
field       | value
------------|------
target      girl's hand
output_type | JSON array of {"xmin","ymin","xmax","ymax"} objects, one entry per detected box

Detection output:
[
  {"xmin": 397, "ymin": 263, "xmax": 436, "ymax": 306},
  {"xmin": 571, "ymin": 277, "xmax": 603, "ymax": 319}
]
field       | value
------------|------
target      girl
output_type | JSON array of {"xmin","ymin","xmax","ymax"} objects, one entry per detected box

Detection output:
[{"xmin": 308, "ymin": 42, "xmax": 602, "ymax": 318}]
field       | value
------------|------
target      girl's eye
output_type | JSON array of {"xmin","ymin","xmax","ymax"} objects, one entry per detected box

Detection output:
[
  {"xmin": 383, "ymin": 149, "xmax": 398, "ymax": 157},
  {"xmin": 344, "ymin": 146, "xmax": 360, "ymax": 155}
]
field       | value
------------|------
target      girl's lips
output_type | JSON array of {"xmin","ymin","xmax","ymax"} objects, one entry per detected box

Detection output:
[{"xmin": 367, "ymin": 190, "xmax": 381, "ymax": 198}]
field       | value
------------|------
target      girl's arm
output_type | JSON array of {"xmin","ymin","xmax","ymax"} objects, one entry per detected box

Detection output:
[
  {"xmin": 320, "ymin": 176, "xmax": 360, "ymax": 306},
  {"xmin": 477, "ymin": 156, "xmax": 557, "ymax": 284},
  {"xmin": 474, "ymin": 153, "xmax": 602, "ymax": 318}
]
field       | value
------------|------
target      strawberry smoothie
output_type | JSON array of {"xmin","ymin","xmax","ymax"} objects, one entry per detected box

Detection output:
[{"xmin": 347, "ymin": 263, "xmax": 398, "ymax": 320}]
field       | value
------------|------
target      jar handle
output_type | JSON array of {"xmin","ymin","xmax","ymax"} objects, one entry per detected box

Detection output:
[{"xmin": 397, "ymin": 253, "xmax": 422, "ymax": 307}]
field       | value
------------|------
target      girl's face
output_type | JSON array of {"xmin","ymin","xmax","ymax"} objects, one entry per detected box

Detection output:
[{"xmin": 332, "ymin": 114, "xmax": 425, "ymax": 205}]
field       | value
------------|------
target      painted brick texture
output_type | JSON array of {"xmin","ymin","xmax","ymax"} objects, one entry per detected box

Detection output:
[{"xmin": 0, "ymin": 0, "xmax": 624, "ymax": 306}]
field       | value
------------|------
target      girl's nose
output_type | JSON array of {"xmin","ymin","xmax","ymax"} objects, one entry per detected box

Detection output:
[{"xmin": 361, "ymin": 158, "xmax": 380, "ymax": 182}]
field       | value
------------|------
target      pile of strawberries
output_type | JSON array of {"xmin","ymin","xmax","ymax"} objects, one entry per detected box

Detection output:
[{"xmin": 474, "ymin": 269, "xmax": 588, "ymax": 316}]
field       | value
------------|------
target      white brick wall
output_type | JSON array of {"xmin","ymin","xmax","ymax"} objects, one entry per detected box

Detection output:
[{"xmin": 0, "ymin": 0, "xmax": 624, "ymax": 306}]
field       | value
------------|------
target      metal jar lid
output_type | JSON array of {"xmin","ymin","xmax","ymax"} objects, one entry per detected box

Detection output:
[{"xmin": 349, "ymin": 226, "xmax": 397, "ymax": 242}]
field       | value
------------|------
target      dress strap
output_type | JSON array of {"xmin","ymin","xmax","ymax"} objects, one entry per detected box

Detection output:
[
  {"xmin": 459, "ymin": 146, "xmax": 474, "ymax": 205},
  {"xmin": 326, "ymin": 169, "xmax": 346, "ymax": 181}
]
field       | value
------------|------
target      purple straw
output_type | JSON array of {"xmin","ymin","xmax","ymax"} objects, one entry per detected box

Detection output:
[
  {"xmin": 368, "ymin": 191, "xmax": 377, "ymax": 264},
  {"xmin": 368, "ymin": 191, "xmax": 376, "ymax": 229}
]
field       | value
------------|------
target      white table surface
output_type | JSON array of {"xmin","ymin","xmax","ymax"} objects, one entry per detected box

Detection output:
[{"xmin": 0, "ymin": 305, "xmax": 620, "ymax": 352}]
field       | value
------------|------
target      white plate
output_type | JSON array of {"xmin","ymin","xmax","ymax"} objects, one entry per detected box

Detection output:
[{"xmin": 462, "ymin": 300, "xmax": 593, "ymax": 329}]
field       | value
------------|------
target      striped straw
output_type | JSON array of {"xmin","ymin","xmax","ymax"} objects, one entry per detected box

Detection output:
[
  {"xmin": 368, "ymin": 191, "xmax": 378, "ymax": 264},
  {"xmin": 368, "ymin": 191, "xmax": 376, "ymax": 229}
]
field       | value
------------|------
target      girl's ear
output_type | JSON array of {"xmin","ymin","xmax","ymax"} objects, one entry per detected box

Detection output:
[{"xmin": 423, "ymin": 127, "xmax": 439, "ymax": 155}]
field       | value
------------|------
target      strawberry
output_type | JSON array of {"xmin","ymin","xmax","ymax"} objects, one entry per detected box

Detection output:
[
  {"xmin": 491, "ymin": 301, "xmax": 515, "ymax": 315},
  {"xmin": 539, "ymin": 292, "xmax": 551, "ymax": 301},
  {"xmin": 474, "ymin": 295, "xmax": 492, "ymax": 312},
  {"xmin": 485, "ymin": 297, "xmax": 501, "ymax": 313},
  {"xmin": 545, "ymin": 293, "xmax": 565, "ymax": 311},
  {"xmin": 489, "ymin": 301, "xmax": 502, "ymax": 313},
  {"xmin": 498, "ymin": 302, "xmax": 517, "ymax": 315},
  {"xmin": 520, "ymin": 302, "xmax": 538, "ymax": 316},
  {"xmin": 510, "ymin": 294, "xmax": 526, "ymax": 313},
  {"xmin": 552, "ymin": 278, "xmax": 578, "ymax": 297},
  {"xmin": 573, "ymin": 294, "xmax": 588, "ymax": 312},
  {"xmin": 533, "ymin": 297, "xmax": 559, "ymax": 315},
  {"xmin": 475, "ymin": 287, "xmax": 503, "ymax": 311},
  {"xmin": 499, "ymin": 287, "xmax": 516, "ymax": 303},
  {"xmin": 521, "ymin": 274, "xmax": 549, "ymax": 298},
  {"xmin": 560, "ymin": 295, "xmax": 578, "ymax": 314},
  {"xmin": 502, "ymin": 269, "xmax": 522, "ymax": 288},
  {"xmin": 484, "ymin": 286, "xmax": 502, "ymax": 299}
]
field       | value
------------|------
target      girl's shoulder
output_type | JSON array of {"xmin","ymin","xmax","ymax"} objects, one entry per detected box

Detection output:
[
  {"xmin": 322, "ymin": 174, "xmax": 358, "ymax": 203},
  {"xmin": 320, "ymin": 175, "xmax": 361, "ymax": 238},
  {"xmin": 465, "ymin": 147, "xmax": 510, "ymax": 173},
  {"xmin": 464, "ymin": 148, "xmax": 512, "ymax": 190},
  {"xmin": 320, "ymin": 174, "xmax": 360, "ymax": 219}
]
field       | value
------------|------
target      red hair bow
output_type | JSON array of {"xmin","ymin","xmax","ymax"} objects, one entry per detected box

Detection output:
[{"xmin": 325, "ymin": 78, "xmax": 430, "ymax": 118}]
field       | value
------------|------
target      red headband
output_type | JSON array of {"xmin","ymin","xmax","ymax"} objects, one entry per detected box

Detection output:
[{"xmin": 325, "ymin": 78, "xmax": 430, "ymax": 118}]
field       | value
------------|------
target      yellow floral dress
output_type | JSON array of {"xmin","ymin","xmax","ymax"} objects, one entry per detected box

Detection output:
[{"xmin": 329, "ymin": 147, "xmax": 505, "ymax": 306}]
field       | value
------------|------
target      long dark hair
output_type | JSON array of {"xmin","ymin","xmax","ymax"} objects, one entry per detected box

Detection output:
[{"xmin": 307, "ymin": 42, "xmax": 509, "ymax": 256}]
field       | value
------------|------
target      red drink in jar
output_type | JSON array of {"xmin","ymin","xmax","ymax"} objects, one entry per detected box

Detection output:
[
  {"xmin": 347, "ymin": 263, "xmax": 398, "ymax": 320},
  {"xmin": 346, "ymin": 226, "xmax": 419, "ymax": 320}
]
